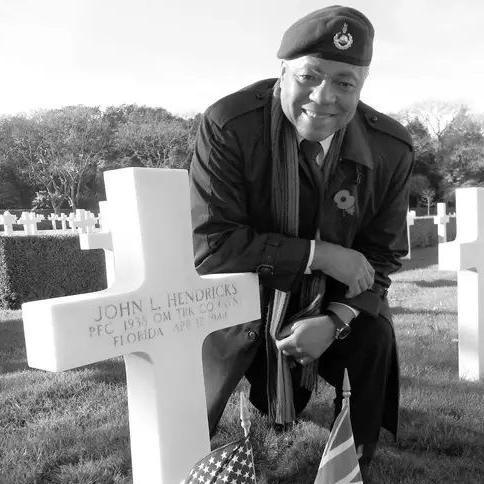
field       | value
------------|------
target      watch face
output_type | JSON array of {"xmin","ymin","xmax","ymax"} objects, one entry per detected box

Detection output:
[{"xmin": 336, "ymin": 325, "xmax": 351, "ymax": 340}]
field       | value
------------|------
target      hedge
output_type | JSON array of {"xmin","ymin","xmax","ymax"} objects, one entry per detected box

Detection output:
[
  {"xmin": 0, "ymin": 233, "xmax": 107, "ymax": 309},
  {"xmin": 410, "ymin": 216, "xmax": 456, "ymax": 248}
]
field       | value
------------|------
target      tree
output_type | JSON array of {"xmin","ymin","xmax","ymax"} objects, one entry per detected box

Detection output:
[
  {"xmin": 420, "ymin": 187, "xmax": 436, "ymax": 215},
  {"xmin": 0, "ymin": 118, "xmax": 35, "ymax": 208},
  {"xmin": 50, "ymin": 106, "xmax": 111, "ymax": 210},
  {"xmin": 0, "ymin": 159, "xmax": 30, "ymax": 209},
  {"xmin": 405, "ymin": 118, "xmax": 440, "ymax": 189},
  {"xmin": 114, "ymin": 107, "xmax": 192, "ymax": 169},
  {"xmin": 400, "ymin": 101, "xmax": 463, "ymax": 144},
  {"xmin": 408, "ymin": 173, "xmax": 431, "ymax": 208},
  {"xmin": 3, "ymin": 115, "xmax": 67, "ymax": 212},
  {"xmin": 400, "ymin": 104, "xmax": 484, "ymax": 203},
  {"xmin": 4, "ymin": 106, "xmax": 110, "ymax": 212},
  {"xmin": 185, "ymin": 113, "xmax": 202, "ymax": 170},
  {"xmin": 438, "ymin": 108, "xmax": 484, "ymax": 188},
  {"xmin": 0, "ymin": 178, "xmax": 23, "ymax": 208}
]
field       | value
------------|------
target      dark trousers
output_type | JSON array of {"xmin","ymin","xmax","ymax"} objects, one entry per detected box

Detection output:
[{"xmin": 244, "ymin": 312, "xmax": 398, "ymax": 447}]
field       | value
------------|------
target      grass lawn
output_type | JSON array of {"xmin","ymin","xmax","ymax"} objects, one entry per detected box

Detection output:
[{"xmin": 1, "ymin": 246, "xmax": 483, "ymax": 483}]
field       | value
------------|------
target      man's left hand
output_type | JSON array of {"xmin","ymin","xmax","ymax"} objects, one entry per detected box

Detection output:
[{"xmin": 275, "ymin": 315, "xmax": 336, "ymax": 365}]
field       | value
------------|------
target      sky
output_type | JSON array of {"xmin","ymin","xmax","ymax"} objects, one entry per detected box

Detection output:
[{"xmin": 0, "ymin": 0, "xmax": 483, "ymax": 118}]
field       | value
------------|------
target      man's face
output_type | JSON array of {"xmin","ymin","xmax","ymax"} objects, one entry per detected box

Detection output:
[{"xmin": 280, "ymin": 55, "xmax": 367, "ymax": 141}]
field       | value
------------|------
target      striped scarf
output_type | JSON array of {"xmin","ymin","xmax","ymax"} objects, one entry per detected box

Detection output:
[{"xmin": 266, "ymin": 79, "xmax": 346, "ymax": 425}]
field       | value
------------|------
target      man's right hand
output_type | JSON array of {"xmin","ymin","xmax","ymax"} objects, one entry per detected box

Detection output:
[{"xmin": 311, "ymin": 241, "xmax": 375, "ymax": 298}]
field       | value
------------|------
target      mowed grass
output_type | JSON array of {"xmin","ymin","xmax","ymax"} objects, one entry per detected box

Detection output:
[{"xmin": 1, "ymin": 247, "xmax": 483, "ymax": 483}]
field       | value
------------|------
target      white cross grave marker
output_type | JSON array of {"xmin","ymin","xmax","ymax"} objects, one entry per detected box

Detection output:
[
  {"xmin": 68, "ymin": 209, "xmax": 92, "ymax": 233},
  {"xmin": 22, "ymin": 167, "xmax": 261, "ymax": 483},
  {"xmin": 68, "ymin": 212, "xmax": 77, "ymax": 232},
  {"xmin": 434, "ymin": 202, "xmax": 450, "ymax": 243},
  {"xmin": 48, "ymin": 213, "xmax": 59, "ymax": 231},
  {"xmin": 58, "ymin": 213, "xmax": 69, "ymax": 231},
  {"xmin": 85, "ymin": 211, "xmax": 98, "ymax": 233},
  {"xmin": 80, "ymin": 201, "xmax": 115, "ymax": 287},
  {"xmin": 18, "ymin": 211, "xmax": 38, "ymax": 235},
  {"xmin": 403, "ymin": 210, "xmax": 416, "ymax": 259},
  {"xmin": 439, "ymin": 187, "xmax": 484, "ymax": 381},
  {"xmin": 1, "ymin": 211, "xmax": 17, "ymax": 235},
  {"xmin": 97, "ymin": 201, "xmax": 110, "ymax": 232}
]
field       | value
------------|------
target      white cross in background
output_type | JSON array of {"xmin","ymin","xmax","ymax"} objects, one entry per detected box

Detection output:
[
  {"xmin": 80, "ymin": 201, "xmax": 115, "ymax": 286},
  {"xmin": 1, "ymin": 211, "xmax": 17, "ymax": 235},
  {"xmin": 97, "ymin": 201, "xmax": 110, "ymax": 232},
  {"xmin": 85, "ymin": 210, "xmax": 98, "ymax": 233},
  {"xmin": 403, "ymin": 209, "xmax": 416, "ymax": 260},
  {"xmin": 439, "ymin": 187, "xmax": 484, "ymax": 381},
  {"xmin": 68, "ymin": 209, "xmax": 89, "ymax": 233},
  {"xmin": 48, "ymin": 213, "xmax": 59, "ymax": 230},
  {"xmin": 18, "ymin": 212, "xmax": 39, "ymax": 235},
  {"xmin": 22, "ymin": 168, "xmax": 261, "ymax": 483},
  {"xmin": 434, "ymin": 202, "xmax": 450, "ymax": 243},
  {"xmin": 58, "ymin": 213, "xmax": 69, "ymax": 231}
]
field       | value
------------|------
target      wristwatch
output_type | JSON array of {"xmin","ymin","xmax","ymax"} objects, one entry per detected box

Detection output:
[{"xmin": 327, "ymin": 311, "xmax": 352, "ymax": 340}]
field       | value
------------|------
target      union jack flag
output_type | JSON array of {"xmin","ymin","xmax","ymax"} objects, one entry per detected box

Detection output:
[
  {"xmin": 315, "ymin": 371, "xmax": 363, "ymax": 484},
  {"xmin": 184, "ymin": 436, "xmax": 256, "ymax": 484}
]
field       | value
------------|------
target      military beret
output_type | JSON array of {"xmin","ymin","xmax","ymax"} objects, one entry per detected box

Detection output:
[{"xmin": 277, "ymin": 5, "xmax": 374, "ymax": 66}]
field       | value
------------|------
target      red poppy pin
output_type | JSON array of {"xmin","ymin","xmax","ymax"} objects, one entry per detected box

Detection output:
[{"xmin": 333, "ymin": 189, "xmax": 355, "ymax": 216}]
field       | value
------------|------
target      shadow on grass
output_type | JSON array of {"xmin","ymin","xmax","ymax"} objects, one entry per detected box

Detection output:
[
  {"xmin": 299, "ymin": 388, "xmax": 334, "ymax": 429},
  {"xmin": 0, "ymin": 315, "xmax": 127, "ymax": 386},
  {"xmin": 400, "ymin": 374, "xmax": 484, "ymax": 397},
  {"xmin": 86, "ymin": 359, "xmax": 127, "ymax": 386},
  {"xmin": 397, "ymin": 406, "xmax": 484, "ymax": 458},
  {"xmin": 414, "ymin": 279, "xmax": 456, "ymax": 288},
  {"xmin": 0, "ymin": 316, "xmax": 28, "ymax": 374},
  {"xmin": 400, "ymin": 246, "xmax": 438, "ymax": 272},
  {"xmin": 391, "ymin": 306, "xmax": 456, "ymax": 316}
]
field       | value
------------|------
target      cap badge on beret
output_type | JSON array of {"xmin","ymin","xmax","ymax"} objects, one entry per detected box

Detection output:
[{"xmin": 333, "ymin": 23, "xmax": 353, "ymax": 50}]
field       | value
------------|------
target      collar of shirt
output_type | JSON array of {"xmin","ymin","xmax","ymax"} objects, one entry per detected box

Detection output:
[{"xmin": 297, "ymin": 133, "xmax": 335, "ymax": 167}]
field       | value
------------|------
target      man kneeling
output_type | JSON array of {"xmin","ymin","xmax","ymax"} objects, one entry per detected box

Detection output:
[{"xmin": 190, "ymin": 4, "xmax": 413, "ymax": 467}]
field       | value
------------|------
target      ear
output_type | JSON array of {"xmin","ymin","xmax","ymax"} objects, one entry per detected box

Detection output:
[{"xmin": 280, "ymin": 61, "xmax": 287, "ymax": 84}]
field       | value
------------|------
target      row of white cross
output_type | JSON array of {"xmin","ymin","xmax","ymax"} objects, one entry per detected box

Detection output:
[
  {"xmin": 0, "ymin": 209, "xmax": 105, "ymax": 235},
  {"xmin": 405, "ymin": 203, "xmax": 455, "ymax": 259},
  {"xmin": 406, "ymin": 202, "xmax": 454, "ymax": 242},
  {"xmin": 2, "ymin": 204, "xmax": 455, "ymax": 240}
]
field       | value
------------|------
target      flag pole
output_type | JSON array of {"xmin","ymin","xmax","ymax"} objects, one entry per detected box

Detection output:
[
  {"xmin": 240, "ymin": 392, "xmax": 257, "ymax": 483},
  {"xmin": 240, "ymin": 392, "xmax": 251, "ymax": 437},
  {"xmin": 313, "ymin": 368, "xmax": 363, "ymax": 483},
  {"xmin": 342, "ymin": 368, "xmax": 351, "ymax": 405}
]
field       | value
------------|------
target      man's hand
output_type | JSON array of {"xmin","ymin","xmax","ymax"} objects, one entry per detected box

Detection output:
[
  {"xmin": 275, "ymin": 315, "xmax": 336, "ymax": 365},
  {"xmin": 311, "ymin": 241, "xmax": 375, "ymax": 298}
]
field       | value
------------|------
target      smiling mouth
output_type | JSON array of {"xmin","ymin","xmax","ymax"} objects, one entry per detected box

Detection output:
[{"xmin": 303, "ymin": 109, "xmax": 336, "ymax": 119}]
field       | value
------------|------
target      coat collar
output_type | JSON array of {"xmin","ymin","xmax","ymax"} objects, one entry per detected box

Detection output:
[{"xmin": 340, "ymin": 107, "xmax": 374, "ymax": 169}]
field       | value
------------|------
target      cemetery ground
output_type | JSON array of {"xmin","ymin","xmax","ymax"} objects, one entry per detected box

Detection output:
[{"xmin": 0, "ymin": 247, "xmax": 483, "ymax": 484}]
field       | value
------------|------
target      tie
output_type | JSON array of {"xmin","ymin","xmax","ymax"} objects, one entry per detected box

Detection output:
[
  {"xmin": 300, "ymin": 139, "xmax": 324, "ymax": 192},
  {"xmin": 300, "ymin": 139, "xmax": 323, "ymax": 167}
]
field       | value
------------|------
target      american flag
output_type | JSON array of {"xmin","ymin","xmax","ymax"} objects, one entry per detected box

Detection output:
[
  {"xmin": 184, "ymin": 436, "xmax": 257, "ymax": 484},
  {"xmin": 314, "ymin": 370, "xmax": 363, "ymax": 484}
]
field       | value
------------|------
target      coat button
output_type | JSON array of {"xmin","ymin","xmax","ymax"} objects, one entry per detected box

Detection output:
[
  {"xmin": 248, "ymin": 330, "xmax": 258, "ymax": 341},
  {"xmin": 255, "ymin": 92, "xmax": 264, "ymax": 100},
  {"xmin": 370, "ymin": 115, "xmax": 378, "ymax": 123},
  {"xmin": 256, "ymin": 264, "xmax": 274, "ymax": 276}
]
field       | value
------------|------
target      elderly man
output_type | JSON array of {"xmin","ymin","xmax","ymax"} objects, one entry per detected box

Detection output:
[{"xmin": 190, "ymin": 5, "xmax": 413, "ymax": 465}]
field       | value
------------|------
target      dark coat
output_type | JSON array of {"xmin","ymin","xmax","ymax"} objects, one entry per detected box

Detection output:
[{"xmin": 190, "ymin": 78, "xmax": 414, "ymax": 435}]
